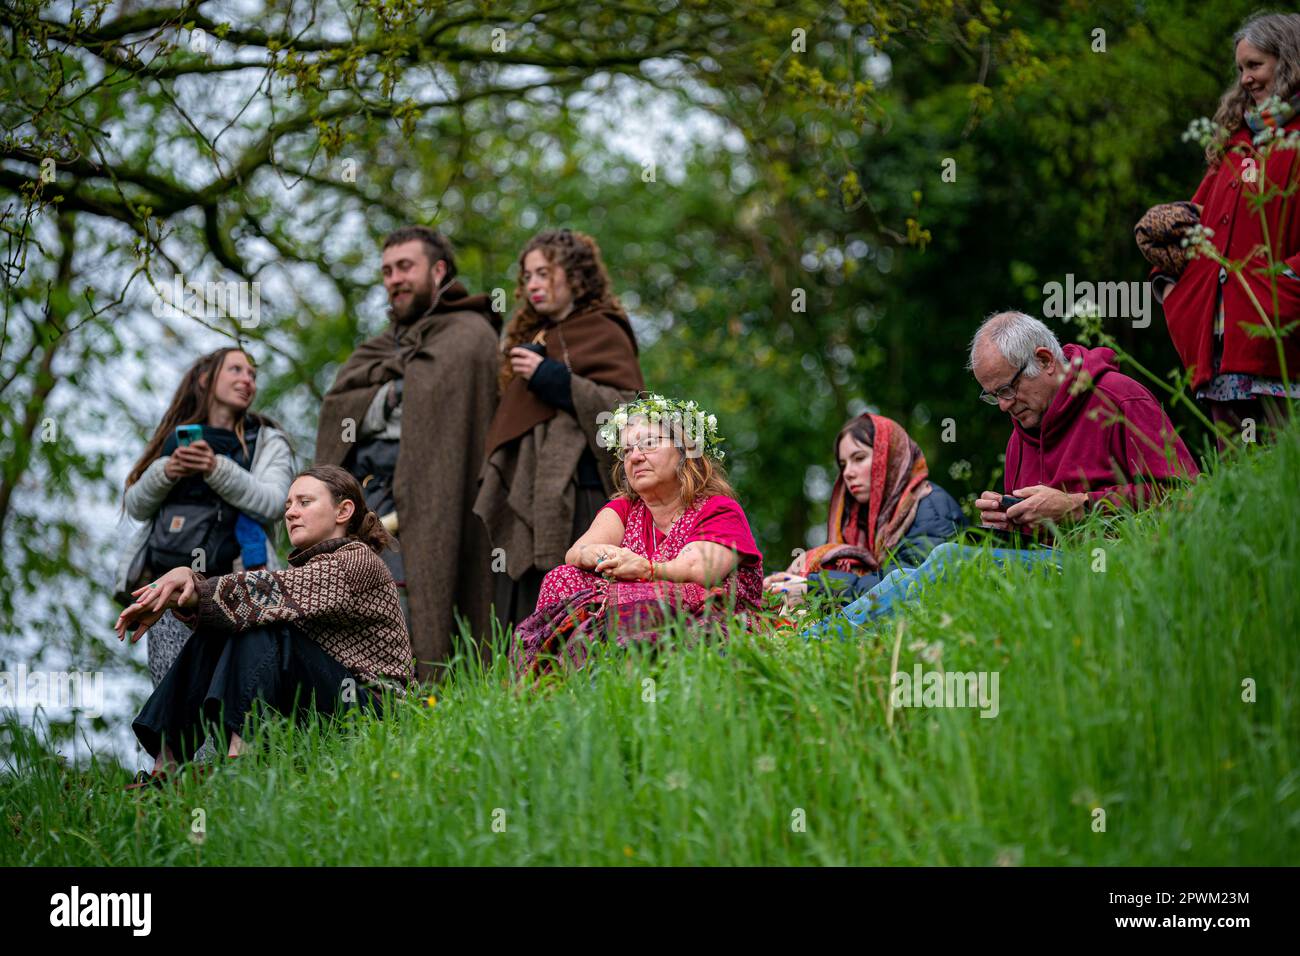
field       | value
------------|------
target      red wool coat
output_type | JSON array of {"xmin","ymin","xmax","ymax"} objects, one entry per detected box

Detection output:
[{"xmin": 1159, "ymin": 113, "xmax": 1300, "ymax": 390}]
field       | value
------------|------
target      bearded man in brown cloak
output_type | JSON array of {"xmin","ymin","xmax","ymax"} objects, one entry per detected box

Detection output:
[
  {"xmin": 475, "ymin": 229, "xmax": 645, "ymax": 633},
  {"xmin": 315, "ymin": 226, "xmax": 500, "ymax": 679}
]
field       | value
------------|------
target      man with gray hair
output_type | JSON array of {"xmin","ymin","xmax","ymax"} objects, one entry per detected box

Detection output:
[
  {"xmin": 968, "ymin": 310, "xmax": 1198, "ymax": 530},
  {"xmin": 807, "ymin": 310, "xmax": 1200, "ymax": 636}
]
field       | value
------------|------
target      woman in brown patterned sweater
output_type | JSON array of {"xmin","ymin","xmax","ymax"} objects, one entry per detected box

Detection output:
[{"xmin": 117, "ymin": 465, "xmax": 414, "ymax": 785}]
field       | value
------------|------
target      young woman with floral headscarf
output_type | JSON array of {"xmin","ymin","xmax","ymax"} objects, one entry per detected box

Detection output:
[{"xmin": 764, "ymin": 412, "xmax": 965, "ymax": 608}]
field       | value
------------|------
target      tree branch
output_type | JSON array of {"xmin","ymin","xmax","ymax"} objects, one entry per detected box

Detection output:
[{"xmin": 0, "ymin": 209, "xmax": 74, "ymax": 540}]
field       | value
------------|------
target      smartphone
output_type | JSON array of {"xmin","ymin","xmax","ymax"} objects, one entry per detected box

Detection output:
[
  {"xmin": 175, "ymin": 424, "xmax": 203, "ymax": 447},
  {"xmin": 1000, "ymin": 495, "xmax": 1025, "ymax": 511}
]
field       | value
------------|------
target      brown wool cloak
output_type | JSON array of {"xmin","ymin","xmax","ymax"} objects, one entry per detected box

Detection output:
[
  {"xmin": 474, "ymin": 305, "xmax": 644, "ymax": 580},
  {"xmin": 314, "ymin": 283, "xmax": 501, "ymax": 679}
]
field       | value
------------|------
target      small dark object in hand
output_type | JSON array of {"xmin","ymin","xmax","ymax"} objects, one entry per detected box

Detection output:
[
  {"xmin": 1000, "ymin": 495, "xmax": 1026, "ymax": 511},
  {"xmin": 175, "ymin": 423, "xmax": 203, "ymax": 447}
]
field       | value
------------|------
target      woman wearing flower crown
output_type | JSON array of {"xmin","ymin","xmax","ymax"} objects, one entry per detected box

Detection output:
[
  {"xmin": 511, "ymin": 395, "xmax": 764, "ymax": 677},
  {"xmin": 1153, "ymin": 11, "xmax": 1300, "ymax": 441}
]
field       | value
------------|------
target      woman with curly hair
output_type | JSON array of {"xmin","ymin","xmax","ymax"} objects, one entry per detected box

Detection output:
[
  {"xmin": 474, "ymin": 229, "xmax": 644, "ymax": 635},
  {"xmin": 1151, "ymin": 11, "xmax": 1300, "ymax": 442}
]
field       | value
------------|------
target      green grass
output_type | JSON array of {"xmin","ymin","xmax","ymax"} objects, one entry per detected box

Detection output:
[{"xmin": 3, "ymin": 423, "xmax": 1298, "ymax": 866}]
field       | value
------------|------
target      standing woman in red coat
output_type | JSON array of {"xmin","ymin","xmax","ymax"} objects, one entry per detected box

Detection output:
[{"xmin": 1158, "ymin": 12, "xmax": 1300, "ymax": 441}]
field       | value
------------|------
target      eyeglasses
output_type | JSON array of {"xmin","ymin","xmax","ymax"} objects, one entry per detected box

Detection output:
[
  {"xmin": 978, "ymin": 362, "xmax": 1029, "ymax": 406},
  {"xmin": 616, "ymin": 436, "xmax": 671, "ymax": 460}
]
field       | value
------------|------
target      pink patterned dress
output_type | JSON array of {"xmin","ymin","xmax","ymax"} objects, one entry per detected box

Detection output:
[{"xmin": 511, "ymin": 494, "xmax": 764, "ymax": 677}]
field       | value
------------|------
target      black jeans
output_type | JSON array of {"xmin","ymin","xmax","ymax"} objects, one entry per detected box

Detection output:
[{"xmin": 132, "ymin": 622, "xmax": 382, "ymax": 761}]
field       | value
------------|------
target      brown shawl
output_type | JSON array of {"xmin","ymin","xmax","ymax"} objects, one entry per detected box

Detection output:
[
  {"xmin": 483, "ymin": 303, "xmax": 644, "ymax": 457},
  {"xmin": 474, "ymin": 304, "xmax": 643, "ymax": 581},
  {"xmin": 314, "ymin": 282, "xmax": 501, "ymax": 679},
  {"xmin": 801, "ymin": 413, "xmax": 932, "ymax": 575}
]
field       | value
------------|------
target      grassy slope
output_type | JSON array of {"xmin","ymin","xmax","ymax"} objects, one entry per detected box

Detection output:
[{"xmin": 2, "ymin": 423, "xmax": 1297, "ymax": 866}]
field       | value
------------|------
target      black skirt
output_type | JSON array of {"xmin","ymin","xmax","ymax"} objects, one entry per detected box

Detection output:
[{"xmin": 133, "ymin": 621, "xmax": 382, "ymax": 761}]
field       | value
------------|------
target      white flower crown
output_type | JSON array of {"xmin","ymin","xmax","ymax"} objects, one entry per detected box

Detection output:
[{"xmin": 597, "ymin": 392, "xmax": 726, "ymax": 461}]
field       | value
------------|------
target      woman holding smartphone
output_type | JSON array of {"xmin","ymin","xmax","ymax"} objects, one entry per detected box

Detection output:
[{"xmin": 114, "ymin": 346, "xmax": 295, "ymax": 686}]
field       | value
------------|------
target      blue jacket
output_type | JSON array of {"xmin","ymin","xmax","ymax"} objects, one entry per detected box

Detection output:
[{"xmin": 811, "ymin": 482, "xmax": 967, "ymax": 602}]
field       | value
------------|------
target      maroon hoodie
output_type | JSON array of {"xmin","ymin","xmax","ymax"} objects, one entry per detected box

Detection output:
[{"xmin": 1004, "ymin": 344, "xmax": 1200, "ymax": 510}]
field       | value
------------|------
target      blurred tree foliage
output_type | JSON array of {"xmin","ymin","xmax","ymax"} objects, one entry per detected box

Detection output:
[{"xmin": 0, "ymin": 0, "xmax": 1263, "ymax": 661}]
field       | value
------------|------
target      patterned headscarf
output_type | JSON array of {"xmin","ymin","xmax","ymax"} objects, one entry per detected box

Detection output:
[{"xmin": 802, "ymin": 413, "xmax": 933, "ymax": 574}]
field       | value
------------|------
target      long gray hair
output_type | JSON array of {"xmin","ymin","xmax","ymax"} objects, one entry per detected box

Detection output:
[{"xmin": 1208, "ymin": 12, "xmax": 1300, "ymax": 166}]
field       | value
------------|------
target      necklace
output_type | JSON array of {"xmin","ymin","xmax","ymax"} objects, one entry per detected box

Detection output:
[{"xmin": 650, "ymin": 504, "xmax": 683, "ymax": 556}]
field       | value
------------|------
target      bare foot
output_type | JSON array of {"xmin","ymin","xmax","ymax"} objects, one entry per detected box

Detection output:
[{"xmin": 152, "ymin": 745, "xmax": 180, "ymax": 775}]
